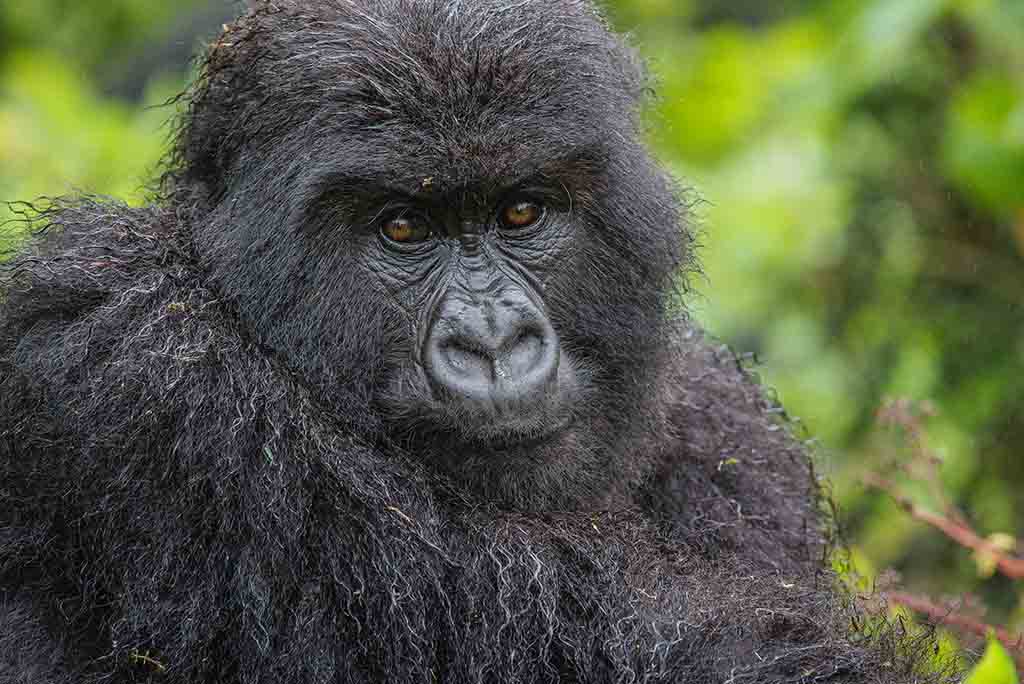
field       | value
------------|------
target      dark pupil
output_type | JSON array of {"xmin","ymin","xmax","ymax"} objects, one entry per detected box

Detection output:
[
  {"xmin": 385, "ymin": 218, "xmax": 421, "ymax": 242},
  {"xmin": 508, "ymin": 203, "xmax": 538, "ymax": 226}
]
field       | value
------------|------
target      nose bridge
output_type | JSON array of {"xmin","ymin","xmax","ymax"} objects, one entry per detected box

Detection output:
[
  {"xmin": 443, "ymin": 252, "xmax": 530, "ymax": 344},
  {"xmin": 459, "ymin": 250, "xmax": 507, "ymax": 298}
]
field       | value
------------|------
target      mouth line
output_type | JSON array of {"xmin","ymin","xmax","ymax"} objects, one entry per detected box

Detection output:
[{"xmin": 479, "ymin": 417, "xmax": 574, "ymax": 452}]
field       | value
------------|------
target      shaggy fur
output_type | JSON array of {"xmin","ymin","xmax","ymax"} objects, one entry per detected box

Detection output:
[{"xmin": 1, "ymin": 1, "xmax": 955, "ymax": 683}]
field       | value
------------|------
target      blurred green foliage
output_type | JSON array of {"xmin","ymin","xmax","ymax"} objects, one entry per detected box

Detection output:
[{"xmin": 1, "ymin": 0, "xmax": 1021, "ymax": 669}]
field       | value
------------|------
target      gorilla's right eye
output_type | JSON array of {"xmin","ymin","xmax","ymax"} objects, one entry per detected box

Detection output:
[{"xmin": 380, "ymin": 216, "xmax": 432, "ymax": 245}]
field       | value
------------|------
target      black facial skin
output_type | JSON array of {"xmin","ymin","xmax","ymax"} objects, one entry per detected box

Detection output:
[
  {"xmin": 370, "ymin": 184, "xmax": 593, "ymax": 500},
  {"xmin": 0, "ymin": 1, "xmax": 956, "ymax": 683},
  {"xmin": 368, "ymin": 185, "xmax": 571, "ymax": 420}
]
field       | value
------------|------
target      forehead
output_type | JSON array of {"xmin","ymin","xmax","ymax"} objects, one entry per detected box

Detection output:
[
  {"xmin": 193, "ymin": 0, "xmax": 643, "ymax": 195},
  {"xmin": 275, "ymin": 3, "xmax": 625, "ymax": 191},
  {"xmin": 297, "ymin": 127, "xmax": 607, "ymax": 209},
  {"xmin": 304, "ymin": 109, "xmax": 606, "ymax": 194}
]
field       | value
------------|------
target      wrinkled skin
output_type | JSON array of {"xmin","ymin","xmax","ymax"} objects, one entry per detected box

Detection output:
[{"xmin": 0, "ymin": 2, "xmax": 956, "ymax": 683}]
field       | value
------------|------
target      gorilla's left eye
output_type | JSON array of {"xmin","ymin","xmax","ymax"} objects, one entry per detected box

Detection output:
[{"xmin": 500, "ymin": 201, "xmax": 544, "ymax": 230}]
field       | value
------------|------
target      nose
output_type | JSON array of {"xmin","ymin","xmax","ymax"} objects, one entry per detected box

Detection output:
[{"xmin": 424, "ymin": 290, "xmax": 560, "ymax": 415}]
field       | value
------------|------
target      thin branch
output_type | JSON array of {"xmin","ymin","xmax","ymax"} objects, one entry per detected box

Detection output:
[
  {"xmin": 863, "ymin": 473, "xmax": 1024, "ymax": 580},
  {"xmin": 875, "ymin": 399, "xmax": 969, "ymax": 527}
]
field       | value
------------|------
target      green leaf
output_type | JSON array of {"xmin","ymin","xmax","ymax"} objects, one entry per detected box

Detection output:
[{"xmin": 964, "ymin": 638, "xmax": 1019, "ymax": 684}]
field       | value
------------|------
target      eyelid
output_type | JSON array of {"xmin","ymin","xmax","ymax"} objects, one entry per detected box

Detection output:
[
  {"xmin": 375, "ymin": 203, "xmax": 424, "ymax": 231},
  {"xmin": 505, "ymin": 182, "xmax": 572, "ymax": 210},
  {"xmin": 372, "ymin": 200, "xmax": 414, "ymax": 225}
]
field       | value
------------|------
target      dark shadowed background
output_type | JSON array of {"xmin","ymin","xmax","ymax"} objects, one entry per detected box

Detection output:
[{"xmin": 1, "ymin": 0, "xmax": 1021, "ymax": 658}]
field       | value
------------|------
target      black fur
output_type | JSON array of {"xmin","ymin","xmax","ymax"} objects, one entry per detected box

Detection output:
[{"xmin": 1, "ymin": 1, "xmax": 955, "ymax": 682}]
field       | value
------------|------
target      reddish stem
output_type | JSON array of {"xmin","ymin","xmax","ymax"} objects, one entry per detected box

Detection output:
[{"xmin": 863, "ymin": 473, "xmax": 1024, "ymax": 580}]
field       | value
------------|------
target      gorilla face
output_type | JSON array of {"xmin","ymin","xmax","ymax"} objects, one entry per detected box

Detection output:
[
  {"xmin": 365, "ymin": 174, "xmax": 583, "ymax": 443},
  {"xmin": 185, "ymin": 0, "xmax": 687, "ymax": 507}
]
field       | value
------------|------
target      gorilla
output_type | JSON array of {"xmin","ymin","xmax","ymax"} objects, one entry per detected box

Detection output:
[{"xmin": 0, "ymin": 1, "xmax": 953, "ymax": 683}]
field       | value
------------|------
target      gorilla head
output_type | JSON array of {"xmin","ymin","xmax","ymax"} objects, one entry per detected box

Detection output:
[{"xmin": 175, "ymin": 0, "xmax": 688, "ymax": 509}]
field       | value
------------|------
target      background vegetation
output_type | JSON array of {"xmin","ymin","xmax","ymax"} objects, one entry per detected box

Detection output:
[{"xmin": 2, "ymin": 0, "xmax": 1021, "ymax": 674}]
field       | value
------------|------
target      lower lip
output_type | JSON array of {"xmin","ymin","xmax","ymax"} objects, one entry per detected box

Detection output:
[{"xmin": 488, "ymin": 419, "xmax": 574, "ymax": 452}]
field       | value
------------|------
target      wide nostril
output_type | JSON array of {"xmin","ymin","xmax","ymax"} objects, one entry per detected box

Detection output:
[
  {"xmin": 439, "ymin": 340, "xmax": 493, "ymax": 381},
  {"xmin": 500, "ymin": 327, "xmax": 546, "ymax": 379}
]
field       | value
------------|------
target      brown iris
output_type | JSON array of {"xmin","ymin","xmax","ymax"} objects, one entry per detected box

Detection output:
[
  {"xmin": 381, "ymin": 216, "xmax": 431, "ymax": 244},
  {"xmin": 501, "ymin": 201, "xmax": 543, "ymax": 229}
]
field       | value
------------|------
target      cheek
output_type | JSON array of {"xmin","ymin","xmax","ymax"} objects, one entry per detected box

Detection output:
[
  {"xmin": 267, "ymin": 249, "xmax": 405, "ymax": 395},
  {"xmin": 361, "ymin": 250, "xmax": 451, "ymax": 352},
  {"xmin": 543, "ymin": 236, "xmax": 667, "ymax": 360}
]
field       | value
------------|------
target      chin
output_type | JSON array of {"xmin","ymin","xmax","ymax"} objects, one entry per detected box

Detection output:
[{"xmin": 420, "ymin": 418, "xmax": 615, "ymax": 510}]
